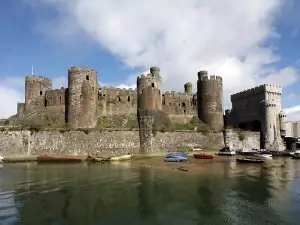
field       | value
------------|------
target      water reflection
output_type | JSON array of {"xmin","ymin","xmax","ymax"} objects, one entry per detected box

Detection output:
[{"xmin": 0, "ymin": 158, "xmax": 299, "ymax": 225}]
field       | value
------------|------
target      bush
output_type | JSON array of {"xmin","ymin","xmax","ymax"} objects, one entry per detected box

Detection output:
[{"xmin": 238, "ymin": 132, "xmax": 246, "ymax": 141}]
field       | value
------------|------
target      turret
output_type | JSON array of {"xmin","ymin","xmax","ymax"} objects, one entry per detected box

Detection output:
[
  {"xmin": 137, "ymin": 66, "xmax": 162, "ymax": 111},
  {"xmin": 184, "ymin": 82, "xmax": 192, "ymax": 94},
  {"xmin": 25, "ymin": 75, "xmax": 52, "ymax": 110},
  {"xmin": 197, "ymin": 70, "xmax": 224, "ymax": 131},
  {"xmin": 67, "ymin": 66, "xmax": 98, "ymax": 129},
  {"xmin": 279, "ymin": 111, "xmax": 287, "ymax": 136},
  {"xmin": 261, "ymin": 100, "xmax": 277, "ymax": 147}
]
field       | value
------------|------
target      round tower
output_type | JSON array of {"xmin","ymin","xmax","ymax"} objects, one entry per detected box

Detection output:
[
  {"xmin": 25, "ymin": 75, "xmax": 52, "ymax": 110},
  {"xmin": 261, "ymin": 100, "xmax": 277, "ymax": 147},
  {"xmin": 279, "ymin": 111, "xmax": 287, "ymax": 136},
  {"xmin": 184, "ymin": 82, "xmax": 192, "ymax": 94},
  {"xmin": 136, "ymin": 66, "xmax": 162, "ymax": 111},
  {"xmin": 197, "ymin": 70, "xmax": 224, "ymax": 131},
  {"xmin": 68, "ymin": 67, "xmax": 98, "ymax": 129}
]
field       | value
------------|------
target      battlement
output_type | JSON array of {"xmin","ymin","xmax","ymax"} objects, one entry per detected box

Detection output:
[
  {"xmin": 279, "ymin": 111, "xmax": 287, "ymax": 118},
  {"xmin": 231, "ymin": 84, "xmax": 283, "ymax": 102},
  {"xmin": 184, "ymin": 82, "xmax": 192, "ymax": 87},
  {"xmin": 163, "ymin": 91, "xmax": 191, "ymax": 96},
  {"xmin": 68, "ymin": 66, "xmax": 97, "ymax": 74},
  {"xmin": 25, "ymin": 75, "xmax": 52, "ymax": 83},
  {"xmin": 199, "ymin": 75, "xmax": 222, "ymax": 81}
]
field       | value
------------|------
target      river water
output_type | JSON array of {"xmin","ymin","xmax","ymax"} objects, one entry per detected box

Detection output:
[{"xmin": 0, "ymin": 157, "xmax": 300, "ymax": 225}]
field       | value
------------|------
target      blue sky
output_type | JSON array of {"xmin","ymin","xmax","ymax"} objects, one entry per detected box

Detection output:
[{"xmin": 0, "ymin": 0, "xmax": 300, "ymax": 120}]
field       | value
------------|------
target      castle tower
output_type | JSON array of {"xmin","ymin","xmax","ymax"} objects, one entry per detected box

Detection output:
[
  {"xmin": 137, "ymin": 66, "xmax": 163, "ymax": 154},
  {"xmin": 137, "ymin": 66, "xmax": 162, "ymax": 111},
  {"xmin": 68, "ymin": 67, "xmax": 98, "ymax": 129},
  {"xmin": 279, "ymin": 111, "xmax": 287, "ymax": 137},
  {"xmin": 261, "ymin": 100, "xmax": 278, "ymax": 148},
  {"xmin": 25, "ymin": 75, "xmax": 52, "ymax": 111},
  {"xmin": 197, "ymin": 70, "xmax": 224, "ymax": 131},
  {"xmin": 184, "ymin": 82, "xmax": 192, "ymax": 94}
]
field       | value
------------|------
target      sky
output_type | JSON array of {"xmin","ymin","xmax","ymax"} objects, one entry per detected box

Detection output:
[{"xmin": 0, "ymin": 0, "xmax": 300, "ymax": 120}]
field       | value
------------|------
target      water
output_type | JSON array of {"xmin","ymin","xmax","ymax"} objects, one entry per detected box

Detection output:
[{"xmin": 0, "ymin": 157, "xmax": 300, "ymax": 225}]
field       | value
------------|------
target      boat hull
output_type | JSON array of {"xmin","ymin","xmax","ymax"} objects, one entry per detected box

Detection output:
[
  {"xmin": 110, "ymin": 154, "xmax": 131, "ymax": 161},
  {"xmin": 166, "ymin": 153, "xmax": 188, "ymax": 158},
  {"xmin": 236, "ymin": 158, "xmax": 265, "ymax": 164},
  {"xmin": 217, "ymin": 151, "xmax": 236, "ymax": 156},
  {"xmin": 193, "ymin": 154, "xmax": 214, "ymax": 159},
  {"xmin": 37, "ymin": 154, "xmax": 86, "ymax": 163},
  {"xmin": 165, "ymin": 157, "xmax": 187, "ymax": 162}
]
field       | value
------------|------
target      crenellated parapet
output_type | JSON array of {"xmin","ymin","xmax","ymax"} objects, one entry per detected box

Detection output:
[
  {"xmin": 45, "ymin": 87, "xmax": 68, "ymax": 106},
  {"xmin": 231, "ymin": 84, "xmax": 282, "ymax": 102},
  {"xmin": 25, "ymin": 75, "xmax": 52, "ymax": 109}
]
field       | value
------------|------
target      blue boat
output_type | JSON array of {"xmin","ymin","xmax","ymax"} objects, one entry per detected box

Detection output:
[
  {"xmin": 166, "ymin": 153, "xmax": 188, "ymax": 158},
  {"xmin": 165, "ymin": 156, "xmax": 187, "ymax": 162}
]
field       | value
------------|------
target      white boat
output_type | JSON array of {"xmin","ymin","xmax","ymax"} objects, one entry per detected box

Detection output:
[
  {"xmin": 110, "ymin": 154, "xmax": 132, "ymax": 161},
  {"xmin": 290, "ymin": 152, "xmax": 300, "ymax": 159},
  {"xmin": 217, "ymin": 151, "xmax": 236, "ymax": 156},
  {"xmin": 254, "ymin": 154, "xmax": 272, "ymax": 159}
]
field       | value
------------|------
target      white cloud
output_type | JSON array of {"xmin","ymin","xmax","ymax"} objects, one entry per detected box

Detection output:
[
  {"xmin": 0, "ymin": 78, "xmax": 24, "ymax": 119},
  {"xmin": 284, "ymin": 105, "xmax": 300, "ymax": 121},
  {"xmin": 24, "ymin": 0, "xmax": 299, "ymax": 109}
]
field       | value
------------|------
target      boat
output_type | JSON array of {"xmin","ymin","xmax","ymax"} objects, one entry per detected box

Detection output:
[
  {"xmin": 110, "ymin": 154, "xmax": 131, "ymax": 161},
  {"xmin": 254, "ymin": 154, "xmax": 272, "ymax": 159},
  {"xmin": 236, "ymin": 151, "xmax": 257, "ymax": 156},
  {"xmin": 236, "ymin": 157, "xmax": 266, "ymax": 164},
  {"xmin": 193, "ymin": 153, "xmax": 215, "ymax": 159},
  {"xmin": 166, "ymin": 153, "xmax": 188, "ymax": 158},
  {"xmin": 165, "ymin": 156, "xmax": 187, "ymax": 162},
  {"xmin": 87, "ymin": 154, "xmax": 110, "ymax": 162},
  {"xmin": 290, "ymin": 152, "xmax": 300, "ymax": 159},
  {"xmin": 217, "ymin": 147, "xmax": 236, "ymax": 156},
  {"xmin": 37, "ymin": 154, "xmax": 86, "ymax": 163}
]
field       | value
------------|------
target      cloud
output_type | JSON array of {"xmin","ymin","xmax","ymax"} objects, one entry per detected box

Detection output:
[
  {"xmin": 24, "ymin": 0, "xmax": 300, "ymax": 109},
  {"xmin": 0, "ymin": 78, "xmax": 24, "ymax": 119},
  {"xmin": 284, "ymin": 105, "xmax": 300, "ymax": 121}
]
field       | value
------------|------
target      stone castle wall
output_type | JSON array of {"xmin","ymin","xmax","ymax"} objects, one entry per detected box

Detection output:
[{"xmin": 0, "ymin": 130, "xmax": 261, "ymax": 156}]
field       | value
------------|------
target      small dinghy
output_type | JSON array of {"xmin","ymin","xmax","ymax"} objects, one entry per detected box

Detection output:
[
  {"xmin": 166, "ymin": 153, "xmax": 188, "ymax": 158},
  {"xmin": 254, "ymin": 154, "xmax": 272, "ymax": 159},
  {"xmin": 217, "ymin": 147, "xmax": 235, "ymax": 156},
  {"xmin": 193, "ymin": 153, "xmax": 215, "ymax": 159},
  {"xmin": 110, "ymin": 154, "xmax": 131, "ymax": 161},
  {"xmin": 290, "ymin": 152, "xmax": 300, "ymax": 159},
  {"xmin": 37, "ymin": 154, "xmax": 86, "ymax": 163},
  {"xmin": 165, "ymin": 156, "xmax": 187, "ymax": 162},
  {"xmin": 236, "ymin": 157, "xmax": 265, "ymax": 164}
]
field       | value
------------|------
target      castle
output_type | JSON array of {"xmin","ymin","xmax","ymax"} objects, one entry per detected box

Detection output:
[
  {"xmin": 14, "ymin": 66, "xmax": 223, "ymax": 131},
  {"xmin": 13, "ymin": 65, "xmax": 297, "ymax": 151}
]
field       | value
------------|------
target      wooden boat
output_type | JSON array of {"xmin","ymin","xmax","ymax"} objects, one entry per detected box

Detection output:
[
  {"xmin": 166, "ymin": 153, "xmax": 188, "ymax": 158},
  {"xmin": 193, "ymin": 153, "xmax": 215, "ymax": 159},
  {"xmin": 110, "ymin": 154, "xmax": 131, "ymax": 161},
  {"xmin": 290, "ymin": 152, "xmax": 300, "ymax": 159},
  {"xmin": 37, "ymin": 154, "xmax": 86, "ymax": 163},
  {"xmin": 165, "ymin": 156, "xmax": 187, "ymax": 162},
  {"xmin": 236, "ymin": 157, "xmax": 265, "ymax": 164}
]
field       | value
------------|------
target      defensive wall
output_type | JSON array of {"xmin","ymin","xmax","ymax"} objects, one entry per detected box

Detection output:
[{"xmin": 0, "ymin": 129, "xmax": 260, "ymax": 156}]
